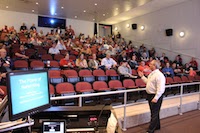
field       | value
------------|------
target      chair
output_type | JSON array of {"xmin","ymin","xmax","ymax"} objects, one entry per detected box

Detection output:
[
  {"xmin": 106, "ymin": 69, "xmax": 120, "ymax": 80},
  {"xmin": 135, "ymin": 78, "xmax": 146, "ymax": 99},
  {"xmin": 48, "ymin": 70, "xmax": 64, "ymax": 84},
  {"xmin": 187, "ymin": 76, "xmax": 199, "ymax": 92},
  {"xmin": 93, "ymin": 69, "xmax": 108, "ymax": 81},
  {"xmin": 37, "ymin": 49, "xmax": 47, "ymax": 57},
  {"xmin": 108, "ymin": 80, "xmax": 125, "ymax": 90},
  {"xmin": 166, "ymin": 77, "xmax": 178, "ymax": 95},
  {"xmin": 49, "ymin": 60, "xmax": 60, "ymax": 70},
  {"xmin": 181, "ymin": 76, "xmax": 192, "ymax": 93},
  {"xmin": 54, "ymin": 54, "xmax": 64, "ymax": 61},
  {"xmin": 25, "ymin": 48, "xmax": 36, "ymax": 58},
  {"xmin": 56, "ymin": 83, "xmax": 76, "ymax": 105},
  {"xmin": 92, "ymin": 78, "xmax": 110, "ymax": 104},
  {"xmin": 30, "ymin": 60, "xmax": 45, "ymax": 70},
  {"xmin": 75, "ymin": 82, "xmax": 94, "ymax": 105},
  {"xmin": 14, "ymin": 60, "xmax": 29, "ymax": 70},
  {"xmin": 41, "ymin": 54, "xmax": 53, "ymax": 62},
  {"xmin": 132, "ymin": 69, "xmax": 138, "ymax": 76},
  {"xmin": 79, "ymin": 69, "xmax": 95, "ymax": 83},
  {"xmin": 69, "ymin": 55, "xmax": 77, "ymax": 61},
  {"xmin": 173, "ymin": 76, "xmax": 183, "ymax": 83},
  {"xmin": 49, "ymin": 84, "xmax": 55, "ymax": 97},
  {"xmin": 123, "ymin": 79, "xmax": 139, "ymax": 101},
  {"xmin": 60, "ymin": 50, "xmax": 68, "ymax": 55},
  {"xmin": 63, "ymin": 70, "xmax": 80, "ymax": 84}
]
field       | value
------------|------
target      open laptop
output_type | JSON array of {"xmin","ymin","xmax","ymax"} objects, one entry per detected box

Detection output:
[{"xmin": 42, "ymin": 120, "xmax": 66, "ymax": 133}]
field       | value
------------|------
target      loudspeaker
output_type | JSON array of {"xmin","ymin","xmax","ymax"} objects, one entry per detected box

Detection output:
[
  {"xmin": 166, "ymin": 29, "xmax": 173, "ymax": 36},
  {"xmin": 132, "ymin": 24, "xmax": 137, "ymax": 30}
]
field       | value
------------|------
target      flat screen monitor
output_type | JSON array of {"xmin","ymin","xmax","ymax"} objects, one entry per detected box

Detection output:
[
  {"xmin": 42, "ymin": 120, "xmax": 66, "ymax": 133},
  {"xmin": 38, "ymin": 16, "xmax": 66, "ymax": 29},
  {"xmin": 7, "ymin": 70, "xmax": 51, "ymax": 121}
]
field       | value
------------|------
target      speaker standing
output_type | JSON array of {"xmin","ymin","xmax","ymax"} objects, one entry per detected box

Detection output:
[{"xmin": 138, "ymin": 60, "xmax": 166, "ymax": 133}]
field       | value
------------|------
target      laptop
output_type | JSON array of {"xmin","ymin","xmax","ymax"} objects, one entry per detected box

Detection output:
[{"xmin": 42, "ymin": 120, "xmax": 66, "ymax": 133}]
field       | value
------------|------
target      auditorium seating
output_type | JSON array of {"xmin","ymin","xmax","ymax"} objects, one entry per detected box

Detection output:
[
  {"xmin": 62, "ymin": 70, "xmax": 80, "ymax": 84},
  {"xmin": 78, "ymin": 69, "xmax": 95, "ymax": 83},
  {"xmin": 93, "ymin": 69, "xmax": 108, "ymax": 81},
  {"xmin": 48, "ymin": 70, "xmax": 64, "ymax": 84},
  {"xmin": 14, "ymin": 60, "xmax": 29, "ymax": 70},
  {"xmin": 30, "ymin": 60, "xmax": 45, "ymax": 70}
]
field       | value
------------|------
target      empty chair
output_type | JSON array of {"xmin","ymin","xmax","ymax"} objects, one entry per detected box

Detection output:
[
  {"xmin": 37, "ymin": 49, "xmax": 47, "ymax": 57},
  {"xmin": 166, "ymin": 77, "xmax": 177, "ymax": 84},
  {"xmin": 181, "ymin": 76, "xmax": 190, "ymax": 83},
  {"xmin": 135, "ymin": 78, "xmax": 146, "ymax": 99},
  {"xmin": 14, "ymin": 60, "xmax": 29, "ymax": 70},
  {"xmin": 132, "ymin": 69, "xmax": 138, "ymax": 76},
  {"xmin": 106, "ymin": 69, "xmax": 120, "ymax": 80},
  {"xmin": 30, "ymin": 60, "xmax": 45, "ymax": 70},
  {"xmin": 79, "ymin": 69, "xmax": 95, "ymax": 83},
  {"xmin": 173, "ymin": 76, "xmax": 183, "ymax": 83},
  {"xmin": 75, "ymin": 82, "xmax": 94, "ymax": 105},
  {"xmin": 56, "ymin": 82, "xmax": 76, "ymax": 106},
  {"xmin": 49, "ymin": 60, "xmax": 60, "ymax": 70},
  {"xmin": 181, "ymin": 76, "xmax": 192, "ymax": 93},
  {"xmin": 92, "ymin": 81, "xmax": 110, "ymax": 92},
  {"xmin": 60, "ymin": 50, "xmax": 68, "ymax": 55},
  {"xmin": 56, "ymin": 82, "xmax": 75, "ymax": 95},
  {"xmin": 48, "ymin": 70, "xmax": 64, "ymax": 84},
  {"xmin": 54, "ymin": 54, "xmax": 64, "ymax": 61},
  {"xmin": 25, "ymin": 48, "xmax": 36, "ymax": 58},
  {"xmin": 49, "ymin": 84, "xmax": 55, "ymax": 97},
  {"xmin": 108, "ymin": 80, "xmax": 125, "ymax": 90},
  {"xmin": 93, "ymin": 69, "xmax": 108, "ymax": 81},
  {"xmin": 41, "ymin": 54, "xmax": 53, "ymax": 62},
  {"xmin": 123, "ymin": 79, "xmax": 139, "ymax": 101},
  {"xmin": 166, "ymin": 77, "xmax": 178, "ymax": 95},
  {"xmin": 69, "ymin": 55, "xmax": 77, "ymax": 61},
  {"xmin": 63, "ymin": 70, "xmax": 80, "ymax": 84}
]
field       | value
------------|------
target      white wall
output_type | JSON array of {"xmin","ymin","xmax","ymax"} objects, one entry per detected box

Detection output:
[
  {"xmin": 113, "ymin": 0, "xmax": 200, "ymax": 67},
  {"xmin": 0, "ymin": 10, "xmax": 94, "ymax": 37}
]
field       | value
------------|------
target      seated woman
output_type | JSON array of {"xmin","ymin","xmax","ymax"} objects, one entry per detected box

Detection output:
[
  {"xmin": 128, "ymin": 54, "xmax": 138, "ymax": 69},
  {"xmin": 75, "ymin": 53, "xmax": 88, "ymax": 69},
  {"xmin": 162, "ymin": 62, "xmax": 174, "ymax": 77},
  {"xmin": 172, "ymin": 63, "xmax": 181, "ymax": 76},
  {"xmin": 59, "ymin": 52, "xmax": 75, "ymax": 69}
]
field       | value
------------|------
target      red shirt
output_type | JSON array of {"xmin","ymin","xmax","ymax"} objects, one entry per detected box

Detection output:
[{"xmin": 59, "ymin": 58, "xmax": 75, "ymax": 67}]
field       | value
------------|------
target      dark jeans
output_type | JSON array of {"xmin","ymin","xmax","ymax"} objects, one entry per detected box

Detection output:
[{"xmin": 147, "ymin": 94, "xmax": 163, "ymax": 133}]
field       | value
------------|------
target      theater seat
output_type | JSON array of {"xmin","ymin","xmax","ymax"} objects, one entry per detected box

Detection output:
[{"xmin": 93, "ymin": 69, "xmax": 108, "ymax": 81}]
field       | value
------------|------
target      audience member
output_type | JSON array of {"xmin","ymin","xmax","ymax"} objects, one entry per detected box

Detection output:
[
  {"xmin": 189, "ymin": 67, "xmax": 196, "ymax": 77},
  {"xmin": 128, "ymin": 54, "xmax": 138, "ymax": 69},
  {"xmin": 189, "ymin": 57, "xmax": 198, "ymax": 70},
  {"xmin": 101, "ymin": 53, "xmax": 117, "ymax": 70},
  {"xmin": 15, "ymin": 45, "xmax": 29, "ymax": 59},
  {"xmin": 118, "ymin": 60, "xmax": 137, "ymax": 79},
  {"xmin": 88, "ymin": 54, "xmax": 100, "ymax": 70},
  {"xmin": 162, "ymin": 62, "xmax": 174, "ymax": 77},
  {"xmin": 118, "ymin": 51, "xmax": 127, "ymax": 64},
  {"xmin": 20, "ymin": 23, "xmax": 27, "ymax": 32},
  {"xmin": 0, "ymin": 49, "xmax": 12, "ymax": 72},
  {"xmin": 56, "ymin": 38, "xmax": 66, "ymax": 50},
  {"xmin": 137, "ymin": 61, "xmax": 151, "ymax": 76},
  {"xmin": 48, "ymin": 42, "xmax": 60, "ymax": 55},
  {"xmin": 59, "ymin": 52, "xmax": 75, "ymax": 68},
  {"xmin": 171, "ymin": 63, "xmax": 181, "ymax": 75},
  {"xmin": 75, "ymin": 53, "xmax": 88, "ymax": 69}
]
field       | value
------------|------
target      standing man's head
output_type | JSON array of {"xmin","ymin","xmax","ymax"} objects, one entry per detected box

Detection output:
[{"xmin": 149, "ymin": 60, "xmax": 161, "ymax": 71}]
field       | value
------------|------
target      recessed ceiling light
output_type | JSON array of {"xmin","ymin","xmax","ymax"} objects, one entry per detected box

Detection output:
[
  {"xmin": 83, "ymin": 10, "xmax": 86, "ymax": 13},
  {"xmin": 116, "ymin": 8, "xmax": 118, "ymax": 10},
  {"xmin": 75, "ymin": 16, "xmax": 77, "ymax": 18},
  {"xmin": 36, "ymin": 2, "xmax": 38, "ymax": 5},
  {"xmin": 103, "ymin": 14, "xmax": 105, "ymax": 16},
  {"xmin": 94, "ymin": 3, "xmax": 97, "ymax": 6},
  {"xmin": 6, "ymin": 6, "xmax": 8, "ymax": 8},
  {"xmin": 32, "ymin": 10, "xmax": 34, "ymax": 12},
  {"xmin": 61, "ymin": 6, "xmax": 64, "ymax": 9},
  {"xmin": 93, "ymin": 19, "xmax": 95, "ymax": 21}
]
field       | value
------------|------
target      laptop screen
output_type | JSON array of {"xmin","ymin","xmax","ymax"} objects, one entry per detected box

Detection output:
[{"xmin": 42, "ymin": 121, "xmax": 66, "ymax": 133}]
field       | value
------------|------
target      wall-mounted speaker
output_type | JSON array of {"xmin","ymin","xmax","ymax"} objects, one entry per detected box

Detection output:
[
  {"xmin": 166, "ymin": 29, "xmax": 173, "ymax": 36},
  {"xmin": 132, "ymin": 24, "xmax": 137, "ymax": 30}
]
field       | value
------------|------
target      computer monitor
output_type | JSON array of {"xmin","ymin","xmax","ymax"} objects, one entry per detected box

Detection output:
[
  {"xmin": 7, "ymin": 70, "xmax": 51, "ymax": 121},
  {"xmin": 42, "ymin": 120, "xmax": 66, "ymax": 133}
]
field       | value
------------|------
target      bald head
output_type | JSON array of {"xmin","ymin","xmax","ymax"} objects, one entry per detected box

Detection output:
[
  {"xmin": 0, "ymin": 49, "xmax": 7, "ymax": 58},
  {"xmin": 150, "ymin": 60, "xmax": 161, "ymax": 70}
]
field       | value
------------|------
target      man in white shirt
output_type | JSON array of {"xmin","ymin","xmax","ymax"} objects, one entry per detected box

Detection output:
[
  {"xmin": 48, "ymin": 42, "xmax": 60, "ymax": 55},
  {"xmin": 138, "ymin": 60, "xmax": 165, "ymax": 133},
  {"xmin": 101, "ymin": 53, "xmax": 117, "ymax": 70},
  {"xmin": 118, "ymin": 60, "xmax": 137, "ymax": 79}
]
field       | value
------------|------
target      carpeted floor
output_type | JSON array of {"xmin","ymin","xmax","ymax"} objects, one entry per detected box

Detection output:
[{"xmin": 123, "ymin": 110, "xmax": 200, "ymax": 133}]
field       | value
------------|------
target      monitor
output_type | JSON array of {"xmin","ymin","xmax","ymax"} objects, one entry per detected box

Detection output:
[
  {"xmin": 38, "ymin": 16, "xmax": 66, "ymax": 29},
  {"xmin": 7, "ymin": 70, "xmax": 51, "ymax": 121},
  {"xmin": 42, "ymin": 120, "xmax": 66, "ymax": 133}
]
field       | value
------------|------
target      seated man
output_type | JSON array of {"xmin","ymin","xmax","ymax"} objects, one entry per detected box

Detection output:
[
  {"xmin": 118, "ymin": 60, "xmax": 137, "ymax": 79},
  {"xmin": 59, "ymin": 52, "xmax": 75, "ymax": 69},
  {"xmin": 48, "ymin": 42, "xmax": 60, "ymax": 55},
  {"xmin": 137, "ymin": 61, "xmax": 151, "ymax": 76},
  {"xmin": 0, "ymin": 49, "xmax": 12, "ymax": 72},
  {"xmin": 88, "ymin": 53, "xmax": 100, "ymax": 70},
  {"xmin": 15, "ymin": 45, "xmax": 29, "ymax": 59},
  {"xmin": 101, "ymin": 53, "xmax": 117, "ymax": 70},
  {"xmin": 162, "ymin": 62, "xmax": 174, "ymax": 77}
]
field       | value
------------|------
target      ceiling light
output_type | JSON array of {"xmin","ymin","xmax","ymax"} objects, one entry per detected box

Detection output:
[
  {"xmin": 93, "ymin": 19, "xmax": 95, "ymax": 21},
  {"xmin": 103, "ymin": 14, "xmax": 105, "ymax": 16},
  {"xmin": 61, "ymin": 6, "xmax": 64, "ymax": 9},
  {"xmin": 75, "ymin": 16, "xmax": 77, "ymax": 18},
  {"xmin": 83, "ymin": 10, "xmax": 86, "ymax": 13},
  {"xmin": 94, "ymin": 3, "xmax": 97, "ymax": 6},
  {"xmin": 179, "ymin": 31, "xmax": 185, "ymax": 38},
  {"xmin": 115, "ymin": 27, "xmax": 118, "ymax": 31},
  {"xmin": 6, "ymin": 6, "xmax": 8, "ymax": 8},
  {"xmin": 36, "ymin": 2, "xmax": 39, "ymax": 5},
  {"xmin": 32, "ymin": 10, "xmax": 34, "ymax": 12},
  {"xmin": 141, "ymin": 25, "xmax": 145, "ymax": 31},
  {"xmin": 116, "ymin": 8, "xmax": 118, "ymax": 10},
  {"xmin": 126, "ymin": 24, "xmax": 130, "ymax": 28}
]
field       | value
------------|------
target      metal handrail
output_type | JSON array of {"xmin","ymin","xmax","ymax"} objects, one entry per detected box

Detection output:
[{"xmin": 50, "ymin": 82, "xmax": 200, "ymax": 131}]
